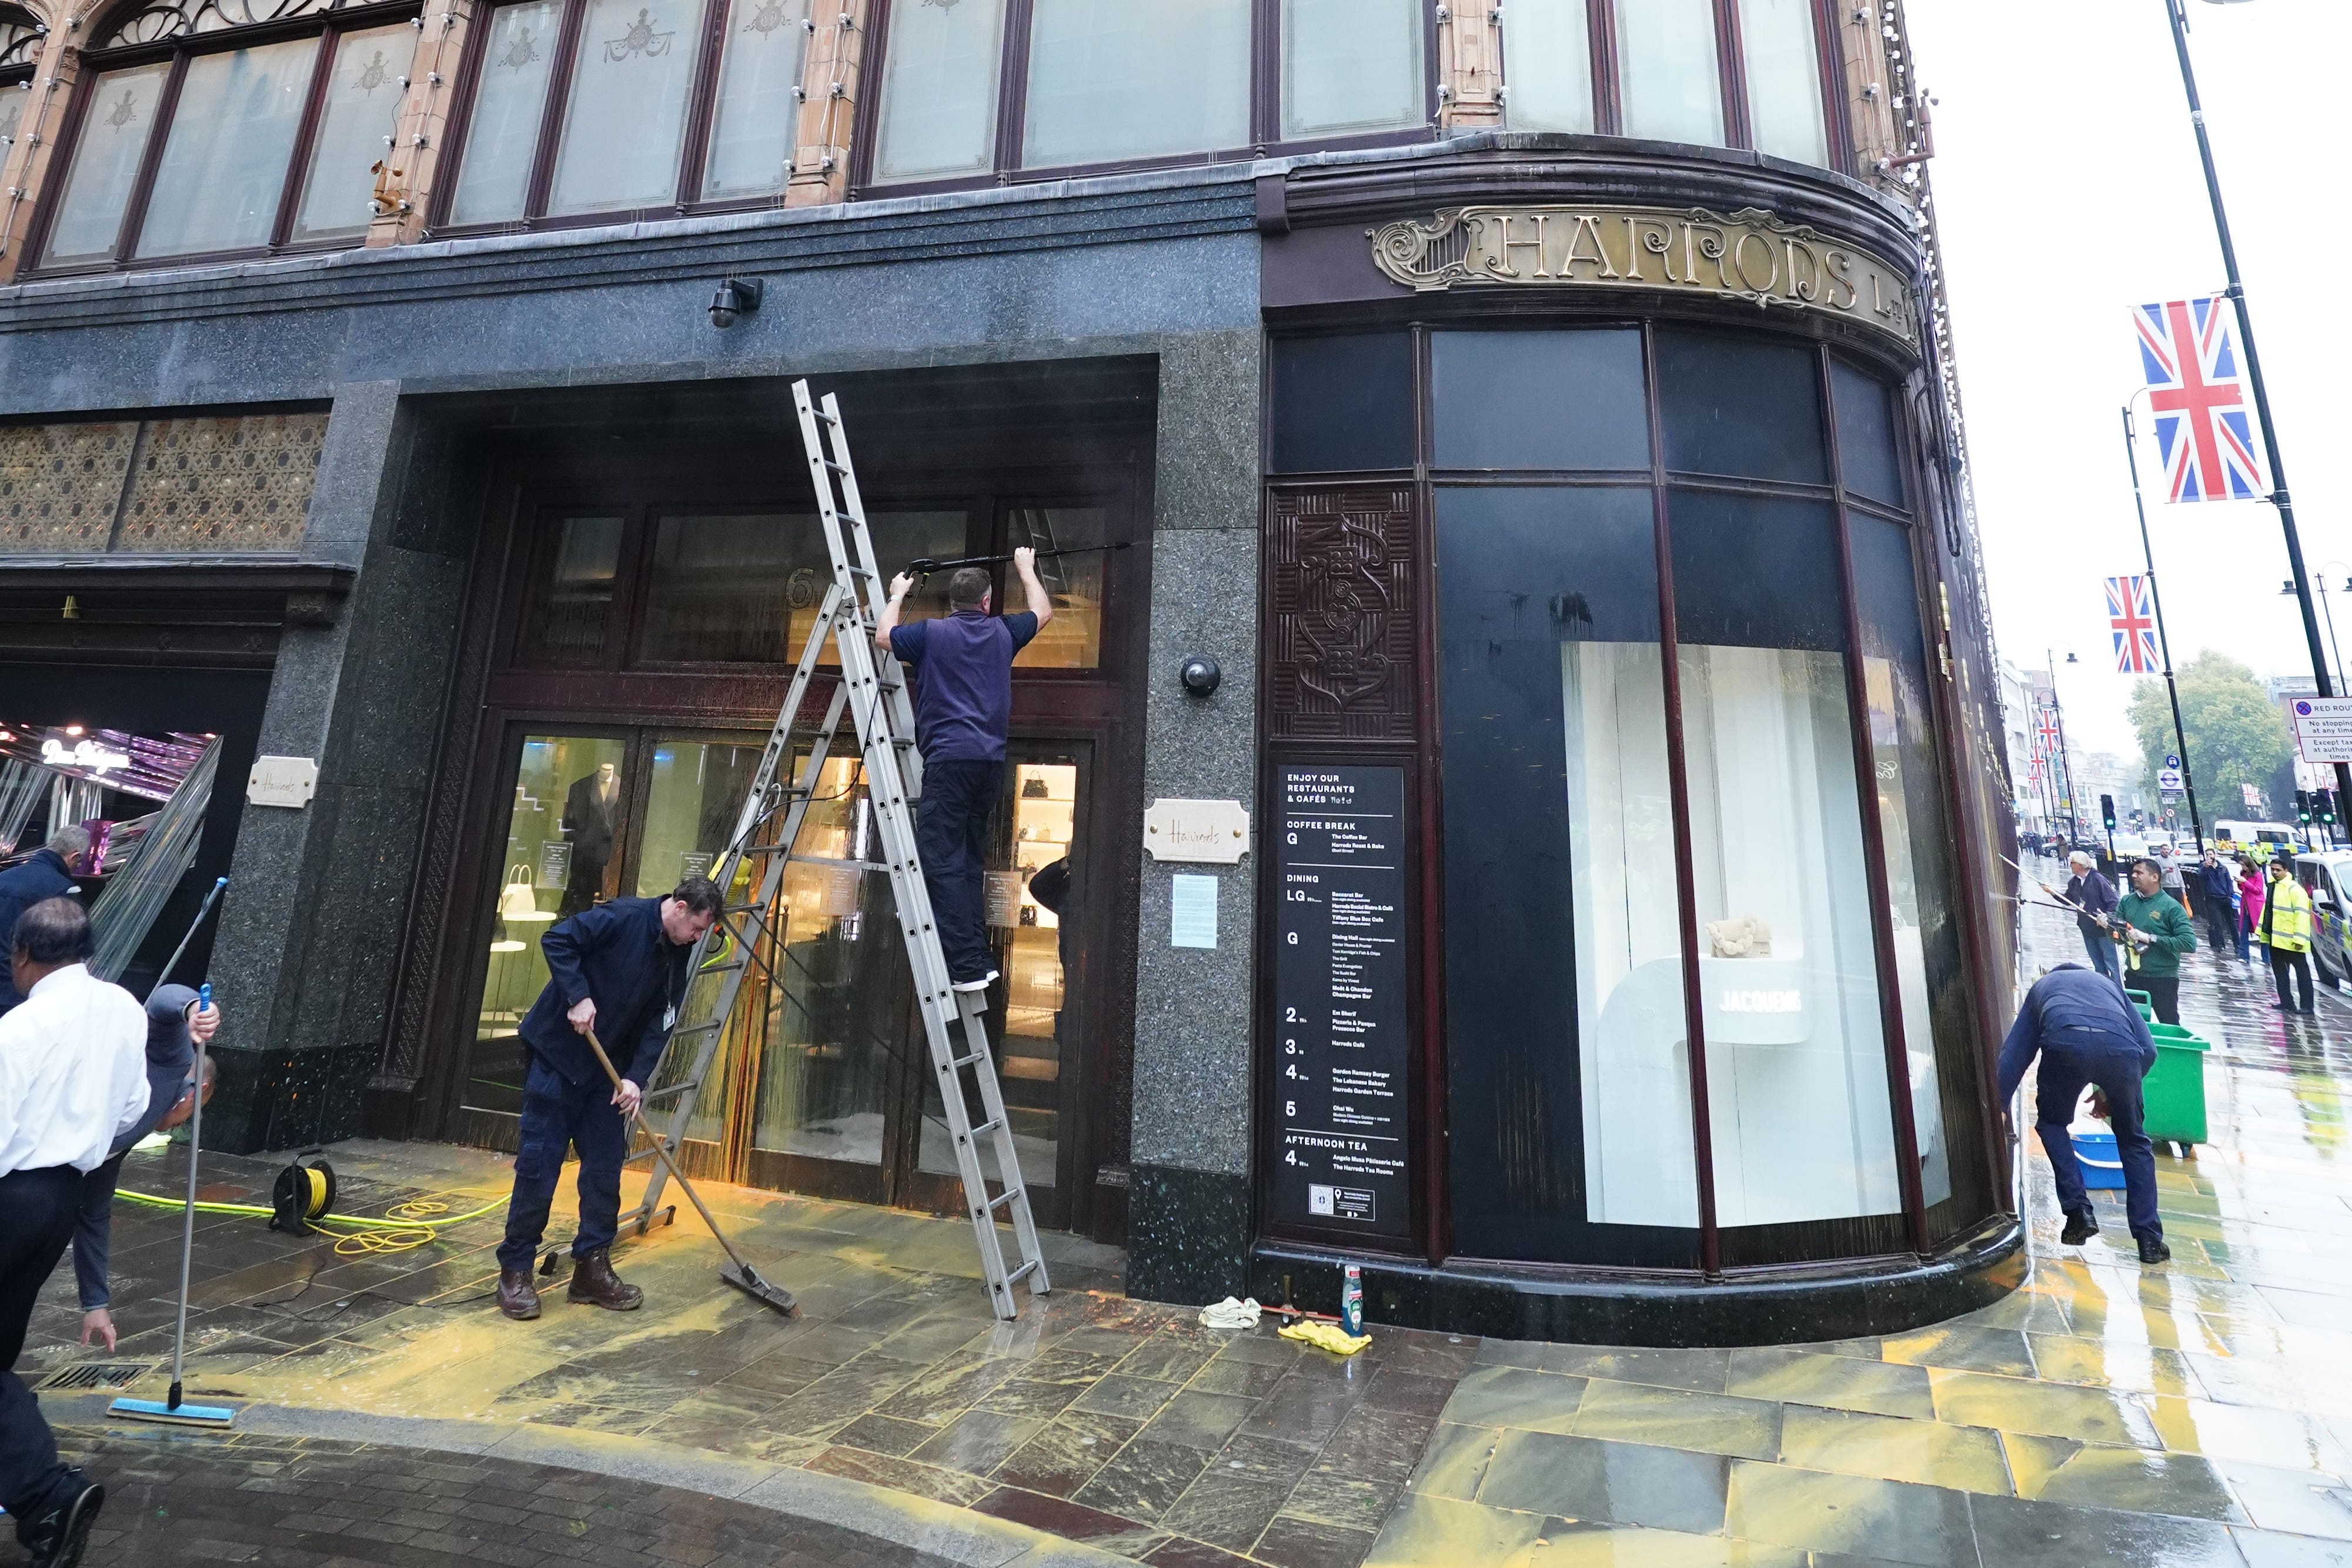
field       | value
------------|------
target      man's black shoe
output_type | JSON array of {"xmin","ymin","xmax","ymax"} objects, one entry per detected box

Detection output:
[
  {"xmin": 2059, "ymin": 1213, "xmax": 2099, "ymax": 1246},
  {"xmin": 2139, "ymin": 1238, "xmax": 2171, "ymax": 1265},
  {"xmin": 25, "ymin": 1475, "xmax": 103, "ymax": 1568}
]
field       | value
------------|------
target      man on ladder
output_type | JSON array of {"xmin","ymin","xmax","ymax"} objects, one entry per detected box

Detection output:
[{"xmin": 876, "ymin": 549, "xmax": 1054, "ymax": 994}]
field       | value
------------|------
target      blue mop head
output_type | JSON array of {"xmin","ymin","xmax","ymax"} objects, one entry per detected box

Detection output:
[{"xmin": 108, "ymin": 1396, "xmax": 235, "ymax": 1427}]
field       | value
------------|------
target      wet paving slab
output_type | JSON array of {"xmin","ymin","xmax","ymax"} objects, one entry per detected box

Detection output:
[
  {"xmin": 46, "ymin": 1422, "xmax": 970, "ymax": 1567},
  {"xmin": 1362, "ymin": 887, "xmax": 2352, "ymax": 1566},
  {"xmin": 29, "ymin": 1136, "xmax": 1476, "ymax": 1567}
]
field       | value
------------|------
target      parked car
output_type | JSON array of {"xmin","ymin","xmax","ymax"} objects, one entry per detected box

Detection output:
[{"xmin": 2291, "ymin": 851, "xmax": 2352, "ymax": 988}]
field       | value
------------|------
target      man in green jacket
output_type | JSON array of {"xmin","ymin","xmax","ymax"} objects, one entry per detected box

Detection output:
[{"xmin": 2116, "ymin": 857, "xmax": 2197, "ymax": 1025}]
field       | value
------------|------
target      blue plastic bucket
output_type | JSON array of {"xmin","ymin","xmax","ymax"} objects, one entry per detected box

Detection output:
[{"xmin": 2069, "ymin": 1129, "xmax": 2127, "ymax": 1190}]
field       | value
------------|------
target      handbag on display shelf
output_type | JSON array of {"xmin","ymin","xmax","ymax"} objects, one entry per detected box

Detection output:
[{"xmin": 499, "ymin": 863, "xmax": 540, "ymax": 921}]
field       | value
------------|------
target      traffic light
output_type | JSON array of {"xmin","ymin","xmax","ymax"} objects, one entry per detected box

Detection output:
[
  {"xmin": 2323, "ymin": 790, "xmax": 2339, "ymax": 828},
  {"xmin": 2297, "ymin": 790, "xmax": 2314, "ymax": 825},
  {"xmin": 2100, "ymin": 794, "xmax": 2117, "ymax": 831}
]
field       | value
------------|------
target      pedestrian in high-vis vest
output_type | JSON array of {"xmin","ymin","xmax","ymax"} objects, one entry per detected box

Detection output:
[{"xmin": 2262, "ymin": 861, "xmax": 2317, "ymax": 1015}]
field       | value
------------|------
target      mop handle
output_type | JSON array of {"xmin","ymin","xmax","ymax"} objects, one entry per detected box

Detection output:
[
  {"xmin": 168, "ymin": 981, "xmax": 211, "ymax": 1409},
  {"xmin": 580, "ymin": 1025, "xmax": 753, "ymax": 1275},
  {"xmin": 150, "ymin": 878, "xmax": 228, "ymax": 999}
]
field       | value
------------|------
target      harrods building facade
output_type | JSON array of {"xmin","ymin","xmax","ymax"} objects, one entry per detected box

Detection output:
[{"xmin": 0, "ymin": 0, "xmax": 2027, "ymax": 1342}]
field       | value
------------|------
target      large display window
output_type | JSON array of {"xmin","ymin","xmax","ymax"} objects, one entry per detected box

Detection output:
[{"xmin": 1267, "ymin": 319, "xmax": 1993, "ymax": 1276}]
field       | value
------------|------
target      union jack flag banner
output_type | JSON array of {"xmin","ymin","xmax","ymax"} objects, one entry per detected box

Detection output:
[
  {"xmin": 2107, "ymin": 574, "xmax": 2161, "ymax": 673},
  {"xmin": 2035, "ymin": 707, "xmax": 2062, "ymax": 751},
  {"xmin": 2134, "ymin": 297, "xmax": 2269, "ymax": 503}
]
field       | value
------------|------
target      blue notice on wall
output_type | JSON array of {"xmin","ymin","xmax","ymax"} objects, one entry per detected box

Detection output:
[{"xmin": 1171, "ymin": 874, "xmax": 1218, "ymax": 949}]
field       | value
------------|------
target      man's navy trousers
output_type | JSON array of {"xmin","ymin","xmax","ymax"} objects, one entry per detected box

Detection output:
[
  {"xmin": 1997, "ymin": 967, "xmax": 2163, "ymax": 1245},
  {"xmin": 496, "ymin": 1053, "xmax": 629, "ymax": 1272},
  {"xmin": 1, "ymin": 1165, "xmax": 84, "ymax": 1544}
]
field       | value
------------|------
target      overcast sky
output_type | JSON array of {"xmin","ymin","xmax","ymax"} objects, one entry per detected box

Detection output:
[{"xmin": 1907, "ymin": 0, "xmax": 2351, "ymax": 758}]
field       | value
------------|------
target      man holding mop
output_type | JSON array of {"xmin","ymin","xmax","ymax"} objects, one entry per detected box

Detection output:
[{"xmin": 0, "ymin": 898, "xmax": 149, "ymax": 1568}]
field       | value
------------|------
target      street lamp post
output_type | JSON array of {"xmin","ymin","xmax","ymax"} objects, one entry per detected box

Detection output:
[
  {"xmin": 2120, "ymin": 394, "xmax": 2205, "ymax": 851},
  {"xmin": 2163, "ymin": 0, "xmax": 2352, "ymax": 818},
  {"xmin": 2047, "ymin": 649, "xmax": 2083, "ymax": 841},
  {"xmin": 2278, "ymin": 578, "xmax": 2346, "ymax": 694}
]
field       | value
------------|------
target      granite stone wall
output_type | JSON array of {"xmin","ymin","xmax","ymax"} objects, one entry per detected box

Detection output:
[
  {"xmin": 1126, "ymin": 330, "xmax": 1264, "ymax": 1306},
  {"xmin": 0, "ymin": 170, "xmax": 1273, "ymax": 1212}
]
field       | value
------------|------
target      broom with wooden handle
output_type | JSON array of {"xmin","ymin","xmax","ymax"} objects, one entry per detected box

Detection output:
[{"xmin": 581, "ymin": 1025, "xmax": 797, "ymax": 1316}]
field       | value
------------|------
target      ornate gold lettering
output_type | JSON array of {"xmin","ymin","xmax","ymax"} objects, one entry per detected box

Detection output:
[
  {"xmin": 1562, "ymin": 214, "xmax": 1620, "ymax": 280},
  {"xmin": 1730, "ymin": 230, "xmax": 1779, "ymax": 296},
  {"xmin": 1785, "ymin": 239, "xmax": 1821, "ymax": 303},
  {"xmin": 1636, "ymin": 218, "xmax": 1675, "ymax": 283},
  {"xmin": 1493, "ymin": 212, "xmax": 1551, "ymax": 279},
  {"xmin": 1688, "ymin": 224, "xmax": 1729, "ymax": 292},
  {"xmin": 1825, "ymin": 249, "xmax": 1859, "ymax": 310},
  {"xmin": 1363, "ymin": 204, "xmax": 1915, "ymax": 348}
]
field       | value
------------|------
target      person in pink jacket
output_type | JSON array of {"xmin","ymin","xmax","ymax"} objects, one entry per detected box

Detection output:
[{"xmin": 2236, "ymin": 861, "xmax": 2265, "ymax": 964}]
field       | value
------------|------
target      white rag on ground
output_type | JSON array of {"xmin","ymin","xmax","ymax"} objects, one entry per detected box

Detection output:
[{"xmin": 1198, "ymin": 1296, "xmax": 1262, "ymax": 1329}]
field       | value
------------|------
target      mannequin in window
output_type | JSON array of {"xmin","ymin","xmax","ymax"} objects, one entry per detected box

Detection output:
[{"xmin": 560, "ymin": 762, "xmax": 620, "ymax": 917}]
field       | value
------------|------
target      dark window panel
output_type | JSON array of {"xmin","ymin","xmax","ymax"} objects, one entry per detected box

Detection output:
[
  {"xmin": 1655, "ymin": 329, "xmax": 1829, "ymax": 485},
  {"xmin": 1849, "ymin": 514, "xmax": 1992, "ymax": 1234},
  {"xmin": 1666, "ymin": 489, "xmax": 1845, "ymax": 651},
  {"xmin": 1436, "ymin": 483, "xmax": 1702, "ymax": 1269},
  {"xmin": 519, "ymin": 513, "xmax": 624, "ymax": 665},
  {"xmin": 1832, "ymin": 358, "xmax": 1908, "ymax": 509},
  {"xmin": 1269, "ymin": 333, "xmax": 1415, "ymax": 474},
  {"xmin": 1431, "ymin": 329, "xmax": 1651, "ymax": 473}
]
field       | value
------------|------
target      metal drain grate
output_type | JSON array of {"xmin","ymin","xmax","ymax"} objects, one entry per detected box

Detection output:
[{"xmin": 42, "ymin": 1361, "xmax": 152, "ymax": 1391}]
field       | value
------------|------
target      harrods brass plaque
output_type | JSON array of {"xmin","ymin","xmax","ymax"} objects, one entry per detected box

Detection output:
[{"xmin": 1368, "ymin": 204, "xmax": 1918, "ymax": 347}]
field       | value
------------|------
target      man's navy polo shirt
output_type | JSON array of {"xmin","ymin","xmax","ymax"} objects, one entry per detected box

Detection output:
[{"xmin": 890, "ymin": 609, "xmax": 1038, "ymax": 761}]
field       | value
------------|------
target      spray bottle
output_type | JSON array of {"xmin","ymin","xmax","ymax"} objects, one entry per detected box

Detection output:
[{"xmin": 1339, "ymin": 1263, "xmax": 1362, "ymax": 1336}]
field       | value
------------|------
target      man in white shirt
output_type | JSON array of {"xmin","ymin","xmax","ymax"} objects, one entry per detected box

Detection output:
[{"xmin": 0, "ymin": 897, "xmax": 149, "ymax": 1568}]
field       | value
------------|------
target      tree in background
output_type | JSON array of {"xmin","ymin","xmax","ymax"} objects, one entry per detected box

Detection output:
[{"xmin": 2130, "ymin": 651, "xmax": 2296, "ymax": 824}]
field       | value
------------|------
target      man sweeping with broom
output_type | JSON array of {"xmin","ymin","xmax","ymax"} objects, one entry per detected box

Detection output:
[
  {"xmin": 495, "ymin": 877, "xmax": 720, "ymax": 1321},
  {"xmin": 0, "ymin": 898, "xmax": 149, "ymax": 1567}
]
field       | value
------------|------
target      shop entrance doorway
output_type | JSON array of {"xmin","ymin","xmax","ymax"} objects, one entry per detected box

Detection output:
[
  {"xmin": 398, "ymin": 369, "xmax": 1151, "ymax": 1245},
  {"xmin": 454, "ymin": 725, "xmax": 1094, "ymax": 1229}
]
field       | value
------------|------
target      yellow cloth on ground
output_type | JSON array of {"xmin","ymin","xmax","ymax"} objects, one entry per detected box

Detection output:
[{"xmin": 1279, "ymin": 1320, "xmax": 1371, "ymax": 1356}]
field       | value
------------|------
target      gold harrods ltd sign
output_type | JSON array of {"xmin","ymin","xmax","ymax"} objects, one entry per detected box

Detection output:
[{"xmin": 1369, "ymin": 204, "xmax": 1917, "ymax": 347}]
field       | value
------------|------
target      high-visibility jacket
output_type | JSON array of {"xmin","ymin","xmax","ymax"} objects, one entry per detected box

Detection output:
[{"xmin": 2264, "ymin": 878, "xmax": 2313, "ymax": 954}]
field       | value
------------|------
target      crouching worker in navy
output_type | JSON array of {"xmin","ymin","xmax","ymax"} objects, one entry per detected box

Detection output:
[
  {"xmin": 496, "ymin": 878, "xmax": 721, "ymax": 1320},
  {"xmin": 1997, "ymin": 962, "xmax": 2169, "ymax": 1266}
]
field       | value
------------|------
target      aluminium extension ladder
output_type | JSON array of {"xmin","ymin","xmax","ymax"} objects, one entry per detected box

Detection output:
[{"xmin": 608, "ymin": 379, "xmax": 1051, "ymax": 1320}]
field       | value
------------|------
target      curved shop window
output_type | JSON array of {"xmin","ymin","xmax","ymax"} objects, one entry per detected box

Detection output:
[
  {"xmin": 433, "ymin": 0, "xmax": 813, "ymax": 229},
  {"xmin": 860, "ymin": 0, "xmax": 1430, "ymax": 190},
  {"xmin": 29, "ymin": 0, "xmax": 418, "ymax": 270},
  {"xmin": 1501, "ymin": 0, "xmax": 1840, "ymax": 169},
  {"xmin": 1269, "ymin": 323, "xmax": 1993, "ymax": 1273}
]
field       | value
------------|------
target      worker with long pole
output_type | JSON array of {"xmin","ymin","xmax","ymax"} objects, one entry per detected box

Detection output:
[
  {"xmin": 2161, "ymin": 0, "xmax": 2352, "ymax": 818},
  {"xmin": 2119, "ymin": 403, "xmax": 2204, "ymax": 850}
]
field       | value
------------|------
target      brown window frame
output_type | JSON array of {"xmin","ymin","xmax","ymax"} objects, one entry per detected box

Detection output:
[
  {"xmin": 1498, "ymin": 0, "xmax": 1853, "ymax": 176},
  {"xmin": 507, "ymin": 484, "xmax": 1130, "ymax": 681},
  {"xmin": 21, "ymin": 0, "xmax": 421, "ymax": 276},
  {"xmin": 848, "ymin": 0, "xmax": 1443, "ymax": 200},
  {"xmin": 425, "ymin": 0, "xmax": 817, "ymax": 238}
]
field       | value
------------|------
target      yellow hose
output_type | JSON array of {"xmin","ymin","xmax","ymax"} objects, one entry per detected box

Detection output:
[{"xmin": 113, "ymin": 1188, "xmax": 507, "ymax": 1257}]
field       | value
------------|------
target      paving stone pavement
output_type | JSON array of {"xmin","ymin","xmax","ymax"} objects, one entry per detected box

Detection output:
[
  {"xmin": 46, "ymin": 1423, "xmax": 964, "ymax": 1568},
  {"xmin": 1361, "ymin": 879, "xmax": 2352, "ymax": 1567},
  {"xmin": 26, "ymin": 1137, "xmax": 1476, "ymax": 1567}
]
